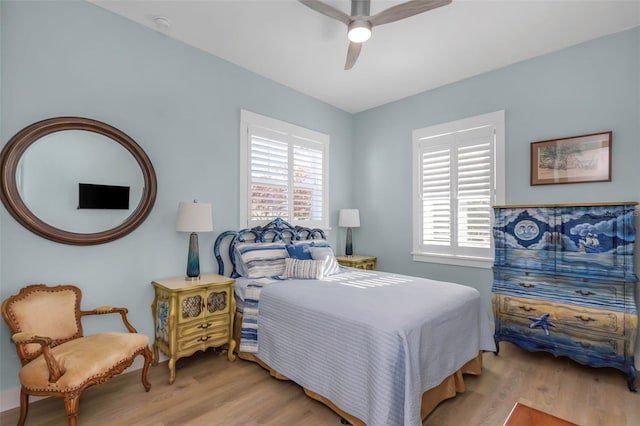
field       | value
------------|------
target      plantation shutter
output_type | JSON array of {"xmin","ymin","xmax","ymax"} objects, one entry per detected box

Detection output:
[
  {"xmin": 292, "ymin": 137, "xmax": 324, "ymax": 222},
  {"xmin": 246, "ymin": 124, "xmax": 327, "ymax": 228},
  {"xmin": 420, "ymin": 136, "xmax": 453, "ymax": 247},
  {"xmin": 249, "ymin": 126, "xmax": 289, "ymax": 222},
  {"xmin": 456, "ymin": 127, "xmax": 494, "ymax": 251},
  {"xmin": 418, "ymin": 126, "xmax": 494, "ymax": 256}
]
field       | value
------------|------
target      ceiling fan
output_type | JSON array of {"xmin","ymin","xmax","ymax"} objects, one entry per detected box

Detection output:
[{"xmin": 300, "ymin": 0, "xmax": 452, "ymax": 70}]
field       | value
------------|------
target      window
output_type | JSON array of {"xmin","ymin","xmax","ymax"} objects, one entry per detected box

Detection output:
[
  {"xmin": 240, "ymin": 110, "xmax": 329, "ymax": 229},
  {"xmin": 412, "ymin": 111, "xmax": 505, "ymax": 268}
]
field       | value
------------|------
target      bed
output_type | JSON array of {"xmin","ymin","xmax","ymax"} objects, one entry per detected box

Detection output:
[{"xmin": 214, "ymin": 218, "xmax": 495, "ymax": 426}]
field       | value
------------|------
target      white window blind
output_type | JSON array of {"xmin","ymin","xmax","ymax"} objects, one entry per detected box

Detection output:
[
  {"xmin": 413, "ymin": 111, "xmax": 505, "ymax": 268},
  {"xmin": 249, "ymin": 128, "xmax": 289, "ymax": 221},
  {"xmin": 421, "ymin": 145, "xmax": 452, "ymax": 246},
  {"xmin": 292, "ymin": 139, "xmax": 324, "ymax": 222},
  {"xmin": 241, "ymin": 110, "xmax": 329, "ymax": 229},
  {"xmin": 456, "ymin": 133, "xmax": 493, "ymax": 250}
]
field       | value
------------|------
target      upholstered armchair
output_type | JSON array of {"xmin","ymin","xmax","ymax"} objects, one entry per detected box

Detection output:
[{"xmin": 1, "ymin": 284, "xmax": 152, "ymax": 426}]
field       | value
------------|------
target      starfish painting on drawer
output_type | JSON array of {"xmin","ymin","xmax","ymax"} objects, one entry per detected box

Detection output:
[{"xmin": 528, "ymin": 313, "xmax": 557, "ymax": 335}]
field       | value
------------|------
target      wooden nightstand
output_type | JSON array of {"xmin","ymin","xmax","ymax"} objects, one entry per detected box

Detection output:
[
  {"xmin": 335, "ymin": 255, "xmax": 377, "ymax": 270},
  {"xmin": 150, "ymin": 273, "xmax": 236, "ymax": 384}
]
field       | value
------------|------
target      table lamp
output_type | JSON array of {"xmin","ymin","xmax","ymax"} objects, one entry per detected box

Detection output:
[
  {"xmin": 176, "ymin": 201, "xmax": 213, "ymax": 280},
  {"xmin": 339, "ymin": 209, "xmax": 360, "ymax": 256}
]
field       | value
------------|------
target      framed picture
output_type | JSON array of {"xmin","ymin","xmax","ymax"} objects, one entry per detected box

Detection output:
[{"xmin": 530, "ymin": 131, "xmax": 612, "ymax": 185}]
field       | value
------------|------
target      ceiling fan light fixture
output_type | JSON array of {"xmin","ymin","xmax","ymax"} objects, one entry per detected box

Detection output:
[{"xmin": 347, "ymin": 20, "xmax": 372, "ymax": 43}]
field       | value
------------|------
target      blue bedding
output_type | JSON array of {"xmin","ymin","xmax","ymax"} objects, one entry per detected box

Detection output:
[{"xmin": 241, "ymin": 269, "xmax": 495, "ymax": 426}]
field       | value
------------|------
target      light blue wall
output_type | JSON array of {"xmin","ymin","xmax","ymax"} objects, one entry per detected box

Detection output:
[
  {"xmin": 352, "ymin": 27, "xmax": 640, "ymax": 313},
  {"xmin": 0, "ymin": 1, "xmax": 353, "ymax": 393}
]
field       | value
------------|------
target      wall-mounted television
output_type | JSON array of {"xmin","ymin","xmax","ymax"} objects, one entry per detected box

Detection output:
[{"xmin": 78, "ymin": 183, "xmax": 130, "ymax": 210}]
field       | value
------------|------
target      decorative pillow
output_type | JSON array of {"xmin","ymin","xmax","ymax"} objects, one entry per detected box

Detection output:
[
  {"xmin": 286, "ymin": 240, "xmax": 330, "ymax": 260},
  {"xmin": 281, "ymin": 258, "xmax": 326, "ymax": 280},
  {"xmin": 309, "ymin": 246, "xmax": 341, "ymax": 276},
  {"xmin": 235, "ymin": 242, "xmax": 288, "ymax": 278},
  {"xmin": 233, "ymin": 246, "xmax": 249, "ymax": 277}
]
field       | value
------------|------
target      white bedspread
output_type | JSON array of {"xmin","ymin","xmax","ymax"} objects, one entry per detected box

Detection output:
[{"xmin": 254, "ymin": 269, "xmax": 495, "ymax": 426}]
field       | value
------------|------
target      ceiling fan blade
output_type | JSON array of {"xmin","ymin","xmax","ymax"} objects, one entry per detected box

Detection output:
[
  {"xmin": 299, "ymin": 0, "xmax": 351, "ymax": 25},
  {"xmin": 369, "ymin": 0, "xmax": 452, "ymax": 27},
  {"xmin": 344, "ymin": 41, "xmax": 362, "ymax": 70}
]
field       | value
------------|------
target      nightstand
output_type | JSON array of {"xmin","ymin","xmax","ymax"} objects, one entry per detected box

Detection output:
[
  {"xmin": 150, "ymin": 273, "xmax": 236, "ymax": 384},
  {"xmin": 335, "ymin": 255, "xmax": 377, "ymax": 270}
]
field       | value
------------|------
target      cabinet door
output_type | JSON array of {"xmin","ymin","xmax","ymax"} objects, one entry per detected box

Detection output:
[
  {"xmin": 493, "ymin": 207, "xmax": 556, "ymax": 271},
  {"xmin": 178, "ymin": 290, "xmax": 205, "ymax": 324},
  {"xmin": 204, "ymin": 287, "xmax": 230, "ymax": 317},
  {"xmin": 556, "ymin": 205, "xmax": 633, "ymax": 278}
]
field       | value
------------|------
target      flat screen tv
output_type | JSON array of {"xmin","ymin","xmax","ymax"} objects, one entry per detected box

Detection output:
[{"xmin": 78, "ymin": 183, "xmax": 130, "ymax": 209}]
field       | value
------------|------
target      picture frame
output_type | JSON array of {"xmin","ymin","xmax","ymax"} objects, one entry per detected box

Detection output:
[{"xmin": 530, "ymin": 131, "xmax": 612, "ymax": 185}]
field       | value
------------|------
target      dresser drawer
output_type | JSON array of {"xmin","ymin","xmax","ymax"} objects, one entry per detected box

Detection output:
[
  {"xmin": 178, "ymin": 315, "xmax": 230, "ymax": 338},
  {"xmin": 177, "ymin": 327, "xmax": 229, "ymax": 352},
  {"xmin": 497, "ymin": 295, "xmax": 623, "ymax": 336},
  {"xmin": 494, "ymin": 271, "xmax": 625, "ymax": 311},
  {"xmin": 501, "ymin": 317, "xmax": 624, "ymax": 359}
]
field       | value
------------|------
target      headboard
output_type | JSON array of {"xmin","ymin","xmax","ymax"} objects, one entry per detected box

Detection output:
[{"xmin": 214, "ymin": 218, "xmax": 327, "ymax": 278}]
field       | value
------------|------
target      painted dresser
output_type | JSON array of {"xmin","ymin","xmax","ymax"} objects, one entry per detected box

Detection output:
[{"xmin": 491, "ymin": 202, "xmax": 638, "ymax": 391}]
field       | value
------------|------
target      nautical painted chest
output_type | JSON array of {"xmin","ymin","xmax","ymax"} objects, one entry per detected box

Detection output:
[{"xmin": 491, "ymin": 202, "xmax": 638, "ymax": 391}]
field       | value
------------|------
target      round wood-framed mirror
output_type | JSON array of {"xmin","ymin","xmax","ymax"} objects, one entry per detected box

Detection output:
[{"xmin": 0, "ymin": 117, "xmax": 157, "ymax": 245}]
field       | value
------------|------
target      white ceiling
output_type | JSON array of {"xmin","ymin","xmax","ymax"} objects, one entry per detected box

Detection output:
[{"xmin": 90, "ymin": 1, "xmax": 640, "ymax": 113}]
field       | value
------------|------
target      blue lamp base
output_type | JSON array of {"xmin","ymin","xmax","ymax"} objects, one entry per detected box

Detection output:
[
  {"xmin": 345, "ymin": 227, "xmax": 353, "ymax": 256},
  {"xmin": 186, "ymin": 232, "xmax": 200, "ymax": 280}
]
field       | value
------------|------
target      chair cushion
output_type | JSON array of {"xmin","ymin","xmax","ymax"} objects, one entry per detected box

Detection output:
[
  {"xmin": 9, "ymin": 288, "xmax": 80, "ymax": 357},
  {"xmin": 19, "ymin": 332, "xmax": 149, "ymax": 392}
]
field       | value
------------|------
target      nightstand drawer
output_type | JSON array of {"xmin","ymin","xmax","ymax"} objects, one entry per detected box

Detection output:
[
  {"xmin": 178, "ymin": 316, "xmax": 230, "ymax": 338},
  {"xmin": 498, "ymin": 295, "xmax": 623, "ymax": 335},
  {"xmin": 178, "ymin": 328, "xmax": 229, "ymax": 352}
]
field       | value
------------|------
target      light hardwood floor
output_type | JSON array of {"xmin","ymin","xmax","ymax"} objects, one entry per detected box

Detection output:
[{"xmin": 1, "ymin": 342, "xmax": 638, "ymax": 425}]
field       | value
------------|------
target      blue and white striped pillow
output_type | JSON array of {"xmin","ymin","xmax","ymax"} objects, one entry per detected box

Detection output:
[
  {"xmin": 236, "ymin": 242, "xmax": 288, "ymax": 278},
  {"xmin": 282, "ymin": 258, "xmax": 326, "ymax": 280}
]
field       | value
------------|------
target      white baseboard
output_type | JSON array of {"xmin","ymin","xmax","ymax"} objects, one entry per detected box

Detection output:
[{"xmin": 0, "ymin": 353, "xmax": 167, "ymax": 413}]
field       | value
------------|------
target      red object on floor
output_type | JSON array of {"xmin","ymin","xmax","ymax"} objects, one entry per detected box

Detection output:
[{"xmin": 503, "ymin": 402, "xmax": 578, "ymax": 426}]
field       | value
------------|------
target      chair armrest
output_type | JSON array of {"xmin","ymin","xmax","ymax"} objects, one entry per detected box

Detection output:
[
  {"xmin": 12, "ymin": 333, "xmax": 65, "ymax": 382},
  {"xmin": 81, "ymin": 307, "xmax": 138, "ymax": 333},
  {"xmin": 12, "ymin": 332, "xmax": 43, "ymax": 344}
]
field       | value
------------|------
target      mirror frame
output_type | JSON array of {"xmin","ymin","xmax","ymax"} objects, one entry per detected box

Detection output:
[{"xmin": 0, "ymin": 117, "xmax": 157, "ymax": 245}]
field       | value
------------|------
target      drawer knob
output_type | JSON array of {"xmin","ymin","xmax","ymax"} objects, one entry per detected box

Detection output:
[
  {"xmin": 575, "ymin": 290, "xmax": 595, "ymax": 296},
  {"xmin": 577, "ymin": 341, "xmax": 593, "ymax": 349},
  {"xmin": 575, "ymin": 315, "xmax": 596, "ymax": 322},
  {"xmin": 198, "ymin": 336, "xmax": 211, "ymax": 342},
  {"xmin": 518, "ymin": 305, "xmax": 536, "ymax": 312},
  {"xmin": 198, "ymin": 323, "xmax": 211, "ymax": 329},
  {"xmin": 518, "ymin": 282, "xmax": 536, "ymax": 288}
]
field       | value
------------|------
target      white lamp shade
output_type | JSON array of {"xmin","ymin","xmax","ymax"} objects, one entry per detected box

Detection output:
[
  {"xmin": 176, "ymin": 202, "xmax": 213, "ymax": 232},
  {"xmin": 339, "ymin": 209, "xmax": 360, "ymax": 228}
]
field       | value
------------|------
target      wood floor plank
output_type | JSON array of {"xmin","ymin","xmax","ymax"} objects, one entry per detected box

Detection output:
[{"xmin": 1, "ymin": 343, "xmax": 638, "ymax": 425}]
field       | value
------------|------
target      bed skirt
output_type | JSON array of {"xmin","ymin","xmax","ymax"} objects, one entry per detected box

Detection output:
[{"xmin": 233, "ymin": 311, "xmax": 483, "ymax": 425}]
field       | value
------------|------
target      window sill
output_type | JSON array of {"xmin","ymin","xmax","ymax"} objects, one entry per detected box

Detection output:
[{"xmin": 411, "ymin": 252, "xmax": 493, "ymax": 269}]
